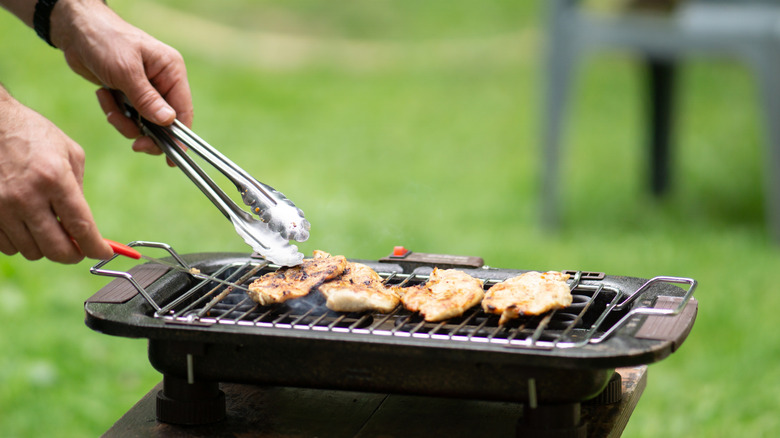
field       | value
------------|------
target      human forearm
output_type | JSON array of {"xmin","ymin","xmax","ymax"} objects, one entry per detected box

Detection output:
[
  {"xmin": 0, "ymin": 0, "xmax": 35, "ymax": 26},
  {"xmin": 0, "ymin": 0, "xmax": 107, "ymax": 36}
]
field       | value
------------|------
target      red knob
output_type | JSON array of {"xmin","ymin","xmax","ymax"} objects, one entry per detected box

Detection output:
[{"xmin": 392, "ymin": 246, "xmax": 409, "ymax": 257}]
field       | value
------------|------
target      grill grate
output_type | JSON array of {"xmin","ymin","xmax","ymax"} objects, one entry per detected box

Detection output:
[
  {"xmin": 89, "ymin": 242, "xmax": 697, "ymax": 353},
  {"xmin": 154, "ymin": 260, "xmax": 628, "ymax": 350}
]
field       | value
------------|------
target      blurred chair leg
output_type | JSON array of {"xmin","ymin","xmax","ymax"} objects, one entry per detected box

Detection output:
[
  {"xmin": 541, "ymin": 5, "xmax": 579, "ymax": 229},
  {"xmin": 751, "ymin": 48, "xmax": 780, "ymax": 241},
  {"xmin": 646, "ymin": 57, "xmax": 677, "ymax": 196}
]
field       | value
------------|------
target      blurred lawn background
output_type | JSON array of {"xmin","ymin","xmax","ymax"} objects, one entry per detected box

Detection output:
[{"xmin": 1, "ymin": 1, "xmax": 779, "ymax": 436}]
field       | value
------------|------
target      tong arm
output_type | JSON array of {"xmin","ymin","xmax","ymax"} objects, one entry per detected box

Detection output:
[
  {"xmin": 167, "ymin": 121, "xmax": 310, "ymax": 242},
  {"xmin": 117, "ymin": 95, "xmax": 307, "ymax": 266}
]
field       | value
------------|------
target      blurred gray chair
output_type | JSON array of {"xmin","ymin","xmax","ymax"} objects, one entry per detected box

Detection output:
[{"xmin": 542, "ymin": 0, "xmax": 780, "ymax": 239}]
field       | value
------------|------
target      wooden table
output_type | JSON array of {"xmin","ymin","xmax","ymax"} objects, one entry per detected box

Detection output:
[{"xmin": 103, "ymin": 366, "xmax": 647, "ymax": 438}]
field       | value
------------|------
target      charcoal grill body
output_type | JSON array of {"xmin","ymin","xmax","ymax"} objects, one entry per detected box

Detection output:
[{"xmin": 85, "ymin": 252, "xmax": 697, "ymax": 423}]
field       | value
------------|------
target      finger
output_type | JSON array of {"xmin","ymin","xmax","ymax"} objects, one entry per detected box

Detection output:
[
  {"xmin": 14, "ymin": 167, "xmax": 107, "ymax": 263},
  {"xmin": 122, "ymin": 76, "xmax": 176, "ymax": 126},
  {"xmin": 20, "ymin": 204, "xmax": 85, "ymax": 264},
  {"xmin": 160, "ymin": 75, "xmax": 193, "ymax": 128},
  {"xmin": 52, "ymin": 178, "xmax": 113, "ymax": 261},
  {"xmin": 96, "ymin": 88, "xmax": 143, "ymax": 139},
  {"xmin": 96, "ymin": 87, "xmax": 120, "ymax": 114},
  {"xmin": 131, "ymin": 136, "xmax": 163, "ymax": 155},
  {"xmin": 134, "ymin": 137, "xmax": 184, "ymax": 168},
  {"xmin": 132, "ymin": 137, "xmax": 181, "ymax": 168},
  {"xmin": 0, "ymin": 202, "xmax": 44, "ymax": 260},
  {"xmin": 0, "ymin": 229, "xmax": 18, "ymax": 256},
  {"xmin": 36, "ymin": 230, "xmax": 84, "ymax": 264},
  {"xmin": 107, "ymin": 111, "xmax": 144, "ymax": 139},
  {"xmin": 5, "ymin": 223, "xmax": 44, "ymax": 261},
  {"xmin": 143, "ymin": 46, "xmax": 192, "ymax": 127}
]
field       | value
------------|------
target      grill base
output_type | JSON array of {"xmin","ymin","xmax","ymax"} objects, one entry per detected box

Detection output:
[
  {"xmin": 104, "ymin": 367, "xmax": 647, "ymax": 437},
  {"xmin": 148, "ymin": 339, "xmax": 614, "ymax": 405}
]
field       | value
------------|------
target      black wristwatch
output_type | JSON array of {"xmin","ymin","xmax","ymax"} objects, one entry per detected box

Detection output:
[{"xmin": 34, "ymin": 0, "xmax": 60, "ymax": 48}]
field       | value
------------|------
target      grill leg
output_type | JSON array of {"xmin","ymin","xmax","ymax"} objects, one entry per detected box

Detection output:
[
  {"xmin": 517, "ymin": 402, "xmax": 587, "ymax": 438},
  {"xmin": 156, "ymin": 374, "xmax": 226, "ymax": 425}
]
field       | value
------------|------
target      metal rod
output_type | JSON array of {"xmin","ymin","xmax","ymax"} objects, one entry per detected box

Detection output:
[
  {"xmin": 186, "ymin": 354, "xmax": 194, "ymax": 384},
  {"xmin": 328, "ymin": 314, "xmax": 347, "ymax": 330},
  {"xmin": 197, "ymin": 262, "xmax": 266, "ymax": 317},
  {"xmin": 485, "ymin": 318, "xmax": 505, "ymax": 341},
  {"xmin": 307, "ymin": 312, "xmax": 329, "ymax": 328},
  {"xmin": 528, "ymin": 313, "xmax": 554, "ymax": 346},
  {"xmin": 554, "ymin": 285, "xmax": 604, "ymax": 348},
  {"xmin": 291, "ymin": 308, "xmax": 315, "ymax": 326},
  {"xmin": 368, "ymin": 306, "xmax": 401, "ymax": 332},
  {"xmin": 428, "ymin": 321, "xmax": 447, "ymax": 336},
  {"xmin": 272, "ymin": 310, "xmax": 294, "ymax": 326},
  {"xmin": 234, "ymin": 303, "xmax": 260, "ymax": 322},
  {"xmin": 390, "ymin": 315, "xmax": 413, "ymax": 335},
  {"xmin": 349, "ymin": 314, "xmax": 372, "ymax": 331},
  {"xmin": 408, "ymin": 320, "xmax": 427, "ymax": 335},
  {"xmin": 253, "ymin": 307, "xmax": 276, "ymax": 323}
]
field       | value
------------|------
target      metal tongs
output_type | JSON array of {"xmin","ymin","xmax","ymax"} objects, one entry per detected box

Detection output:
[{"xmin": 115, "ymin": 93, "xmax": 310, "ymax": 266}]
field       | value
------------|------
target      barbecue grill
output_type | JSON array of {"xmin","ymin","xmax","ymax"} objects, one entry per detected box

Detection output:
[{"xmin": 85, "ymin": 242, "xmax": 697, "ymax": 437}]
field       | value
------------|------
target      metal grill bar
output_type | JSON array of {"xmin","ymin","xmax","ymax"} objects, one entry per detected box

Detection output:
[
  {"xmin": 155, "ymin": 263, "xmax": 244, "ymax": 317},
  {"xmin": 234, "ymin": 301, "xmax": 259, "ymax": 322},
  {"xmin": 554, "ymin": 283, "xmax": 605, "ymax": 348},
  {"xmin": 197, "ymin": 263, "xmax": 266, "ymax": 318},
  {"xmin": 370, "ymin": 307, "xmax": 401, "ymax": 334}
]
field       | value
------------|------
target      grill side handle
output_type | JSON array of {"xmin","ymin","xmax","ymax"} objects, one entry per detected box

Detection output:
[
  {"xmin": 86, "ymin": 264, "xmax": 170, "ymax": 305},
  {"xmin": 634, "ymin": 295, "xmax": 698, "ymax": 352},
  {"xmin": 590, "ymin": 276, "xmax": 698, "ymax": 345},
  {"xmin": 89, "ymin": 241, "xmax": 191, "ymax": 313}
]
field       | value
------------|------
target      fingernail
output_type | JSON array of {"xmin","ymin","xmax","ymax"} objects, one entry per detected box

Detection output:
[
  {"xmin": 105, "ymin": 111, "xmax": 123, "ymax": 126},
  {"xmin": 154, "ymin": 106, "xmax": 176, "ymax": 124}
]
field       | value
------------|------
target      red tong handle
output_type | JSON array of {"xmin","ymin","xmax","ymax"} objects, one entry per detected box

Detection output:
[{"xmin": 104, "ymin": 239, "xmax": 141, "ymax": 259}]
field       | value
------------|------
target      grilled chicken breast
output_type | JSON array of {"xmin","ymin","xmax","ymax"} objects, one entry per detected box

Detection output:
[
  {"xmin": 247, "ymin": 250, "xmax": 347, "ymax": 306},
  {"xmin": 319, "ymin": 262, "xmax": 400, "ymax": 313},
  {"xmin": 398, "ymin": 268, "xmax": 484, "ymax": 322},
  {"xmin": 482, "ymin": 271, "xmax": 572, "ymax": 325}
]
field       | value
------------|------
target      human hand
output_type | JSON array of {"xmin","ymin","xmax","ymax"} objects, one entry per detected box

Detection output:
[
  {"xmin": 51, "ymin": 0, "xmax": 193, "ymax": 159},
  {"xmin": 0, "ymin": 92, "xmax": 113, "ymax": 263}
]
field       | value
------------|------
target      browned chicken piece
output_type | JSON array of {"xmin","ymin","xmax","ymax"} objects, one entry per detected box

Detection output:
[
  {"xmin": 319, "ymin": 262, "xmax": 400, "ymax": 313},
  {"xmin": 482, "ymin": 271, "xmax": 572, "ymax": 325},
  {"xmin": 398, "ymin": 268, "xmax": 484, "ymax": 322},
  {"xmin": 246, "ymin": 250, "xmax": 347, "ymax": 306}
]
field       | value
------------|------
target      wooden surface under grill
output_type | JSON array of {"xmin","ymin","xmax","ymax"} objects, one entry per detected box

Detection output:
[{"xmin": 103, "ymin": 366, "xmax": 647, "ymax": 438}]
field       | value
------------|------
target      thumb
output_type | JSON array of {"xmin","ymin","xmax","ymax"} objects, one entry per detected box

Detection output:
[{"xmin": 123, "ymin": 80, "xmax": 177, "ymax": 126}]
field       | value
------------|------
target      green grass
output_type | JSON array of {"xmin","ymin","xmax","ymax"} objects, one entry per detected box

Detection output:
[{"xmin": 1, "ymin": 1, "xmax": 779, "ymax": 436}]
